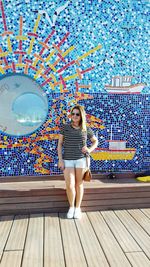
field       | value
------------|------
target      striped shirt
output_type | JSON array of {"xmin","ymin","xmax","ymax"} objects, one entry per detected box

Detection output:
[{"xmin": 60, "ymin": 123, "xmax": 94, "ymax": 160}]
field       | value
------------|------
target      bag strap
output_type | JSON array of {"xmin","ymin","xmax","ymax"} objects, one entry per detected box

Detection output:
[
  {"xmin": 83, "ymin": 129, "xmax": 90, "ymax": 168},
  {"xmin": 85, "ymin": 155, "xmax": 90, "ymax": 169}
]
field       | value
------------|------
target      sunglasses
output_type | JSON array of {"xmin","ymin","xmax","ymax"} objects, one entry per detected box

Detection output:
[{"xmin": 71, "ymin": 112, "xmax": 80, "ymax": 116}]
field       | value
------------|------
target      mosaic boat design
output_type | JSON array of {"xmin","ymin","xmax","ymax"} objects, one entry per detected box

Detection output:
[
  {"xmin": 91, "ymin": 140, "xmax": 136, "ymax": 160},
  {"xmin": 105, "ymin": 76, "xmax": 145, "ymax": 94}
]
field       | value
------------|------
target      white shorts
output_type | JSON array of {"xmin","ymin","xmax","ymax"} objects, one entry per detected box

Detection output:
[{"xmin": 64, "ymin": 158, "xmax": 87, "ymax": 168}]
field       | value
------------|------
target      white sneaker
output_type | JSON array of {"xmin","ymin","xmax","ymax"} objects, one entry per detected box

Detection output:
[
  {"xmin": 67, "ymin": 207, "xmax": 75, "ymax": 219},
  {"xmin": 74, "ymin": 208, "xmax": 82, "ymax": 219}
]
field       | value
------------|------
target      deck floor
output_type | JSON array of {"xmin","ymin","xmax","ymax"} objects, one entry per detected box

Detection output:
[{"xmin": 0, "ymin": 209, "xmax": 150, "ymax": 267}]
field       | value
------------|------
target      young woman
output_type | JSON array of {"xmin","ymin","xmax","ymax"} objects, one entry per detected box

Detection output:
[{"xmin": 57, "ymin": 105, "xmax": 98, "ymax": 219}]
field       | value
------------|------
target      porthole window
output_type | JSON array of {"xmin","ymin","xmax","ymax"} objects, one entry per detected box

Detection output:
[{"xmin": 0, "ymin": 74, "xmax": 48, "ymax": 136}]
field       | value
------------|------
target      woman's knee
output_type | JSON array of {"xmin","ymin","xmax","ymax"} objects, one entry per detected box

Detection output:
[
  {"xmin": 64, "ymin": 169, "xmax": 75, "ymax": 188},
  {"xmin": 75, "ymin": 181, "xmax": 83, "ymax": 189},
  {"xmin": 66, "ymin": 181, "xmax": 75, "ymax": 191}
]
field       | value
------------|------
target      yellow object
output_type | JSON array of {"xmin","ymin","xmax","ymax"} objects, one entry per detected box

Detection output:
[
  {"xmin": 7, "ymin": 36, "xmax": 12, "ymax": 52},
  {"xmin": 34, "ymin": 68, "xmax": 43, "ymax": 79},
  {"xmin": 15, "ymin": 36, "xmax": 28, "ymax": 41},
  {"xmin": 77, "ymin": 44, "xmax": 102, "ymax": 61},
  {"xmin": 137, "ymin": 176, "xmax": 150, "ymax": 182},
  {"xmin": 64, "ymin": 73, "xmax": 78, "ymax": 81},
  {"xmin": 45, "ymin": 50, "xmax": 55, "ymax": 62},
  {"xmin": 0, "ymin": 52, "xmax": 9, "ymax": 57},
  {"xmin": 27, "ymin": 38, "xmax": 34, "ymax": 54},
  {"xmin": 91, "ymin": 150, "xmax": 136, "ymax": 160},
  {"xmin": 62, "ymin": 46, "xmax": 75, "ymax": 57},
  {"xmin": 16, "ymin": 63, "xmax": 25, "ymax": 68},
  {"xmin": 33, "ymin": 14, "xmax": 41, "ymax": 33},
  {"xmin": 47, "ymin": 62, "xmax": 57, "ymax": 72},
  {"xmin": 32, "ymin": 58, "xmax": 39, "ymax": 67},
  {"xmin": 0, "ymin": 66, "xmax": 5, "ymax": 74}
]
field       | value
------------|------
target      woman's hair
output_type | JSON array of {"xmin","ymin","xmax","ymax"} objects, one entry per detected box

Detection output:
[{"xmin": 71, "ymin": 105, "xmax": 87, "ymax": 131}]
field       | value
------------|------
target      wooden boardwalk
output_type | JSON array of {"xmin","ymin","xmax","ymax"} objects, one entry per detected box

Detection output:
[{"xmin": 0, "ymin": 209, "xmax": 150, "ymax": 267}]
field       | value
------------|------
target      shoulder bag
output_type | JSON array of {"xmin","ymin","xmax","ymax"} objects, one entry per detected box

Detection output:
[{"xmin": 83, "ymin": 156, "xmax": 92, "ymax": 182}]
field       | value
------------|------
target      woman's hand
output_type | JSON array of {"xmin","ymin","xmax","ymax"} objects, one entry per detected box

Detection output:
[
  {"xmin": 58, "ymin": 159, "xmax": 65, "ymax": 171},
  {"xmin": 82, "ymin": 146, "xmax": 90, "ymax": 154}
]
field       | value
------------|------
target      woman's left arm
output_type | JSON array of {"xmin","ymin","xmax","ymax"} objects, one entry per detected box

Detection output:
[
  {"xmin": 88, "ymin": 135, "xmax": 98, "ymax": 153},
  {"xmin": 82, "ymin": 135, "xmax": 98, "ymax": 154}
]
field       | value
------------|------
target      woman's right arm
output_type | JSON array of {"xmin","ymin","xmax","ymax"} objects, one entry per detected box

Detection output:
[{"xmin": 57, "ymin": 134, "xmax": 65, "ymax": 170}]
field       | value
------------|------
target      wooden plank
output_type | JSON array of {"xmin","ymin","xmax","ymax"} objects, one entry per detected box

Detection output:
[
  {"xmin": 115, "ymin": 210, "xmax": 150, "ymax": 259},
  {"xmin": 1, "ymin": 191, "xmax": 150, "ymax": 204},
  {"xmin": 22, "ymin": 214, "xmax": 43, "ymax": 267},
  {"xmin": 0, "ymin": 197, "xmax": 150, "ymax": 212},
  {"xmin": 141, "ymin": 208, "xmax": 150, "ymax": 219},
  {"xmin": 0, "ymin": 200, "xmax": 68, "ymax": 211},
  {"xmin": 1, "ymin": 202, "xmax": 150, "ymax": 217},
  {"xmin": 5, "ymin": 215, "xmax": 29, "ymax": 250},
  {"xmin": 0, "ymin": 188, "xmax": 66, "ymax": 198},
  {"xmin": 0, "ymin": 195, "xmax": 67, "ymax": 204},
  {"xmin": 0, "ymin": 180, "xmax": 65, "ymax": 190},
  {"xmin": 82, "ymin": 198, "xmax": 150, "ymax": 206},
  {"xmin": 44, "ymin": 213, "xmax": 65, "ymax": 267},
  {"xmin": 0, "ymin": 198, "xmax": 150, "ymax": 213},
  {"xmin": 84, "ymin": 191, "xmax": 150, "ymax": 200},
  {"xmin": 0, "ymin": 184, "xmax": 150, "ymax": 199},
  {"xmin": 0, "ymin": 174, "xmax": 64, "ymax": 182},
  {"xmin": 75, "ymin": 213, "xmax": 109, "ymax": 267},
  {"xmin": 0, "ymin": 173, "xmax": 110, "ymax": 183},
  {"xmin": 0, "ymin": 251, "xmax": 22, "ymax": 267},
  {"xmin": 0, "ymin": 172, "xmax": 139, "ymax": 183},
  {"xmin": 126, "ymin": 252, "xmax": 150, "ymax": 267},
  {"xmin": 0, "ymin": 216, "xmax": 14, "ymax": 252},
  {"xmin": 85, "ymin": 187, "xmax": 150, "ymax": 193},
  {"xmin": 85, "ymin": 184, "xmax": 150, "ymax": 191},
  {"xmin": 101, "ymin": 211, "xmax": 141, "ymax": 253},
  {"xmin": 87, "ymin": 211, "xmax": 131, "ymax": 267},
  {"xmin": 0, "ymin": 179, "xmax": 149, "ymax": 192},
  {"xmin": 0, "ymin": 207, "xmax": 68, "ymax": 216},
  {"xmin": 60, "ymin": 213, "xmax": 87, "ymax": 267},
  {"xmin": 0, "ymin": 192, "xmax": 150, "ymax": 206},
  {"xmin": 128, "ymin": 209, "xmax": 150, "ymax": 236}
]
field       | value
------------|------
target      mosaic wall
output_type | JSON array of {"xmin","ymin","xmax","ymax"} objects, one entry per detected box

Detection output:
[{"xmin": 0, "ymin": 0, "xmax": 149, "ymax": 177}]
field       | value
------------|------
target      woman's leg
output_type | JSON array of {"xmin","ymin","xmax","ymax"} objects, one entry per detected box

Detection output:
[
  {"xmin": 63, "ymin": 167, "xmax": 76, "ymax": 207},
  {"xmin": 75, "ymin": 168, "xmax": 85, "ymax": 208}
]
